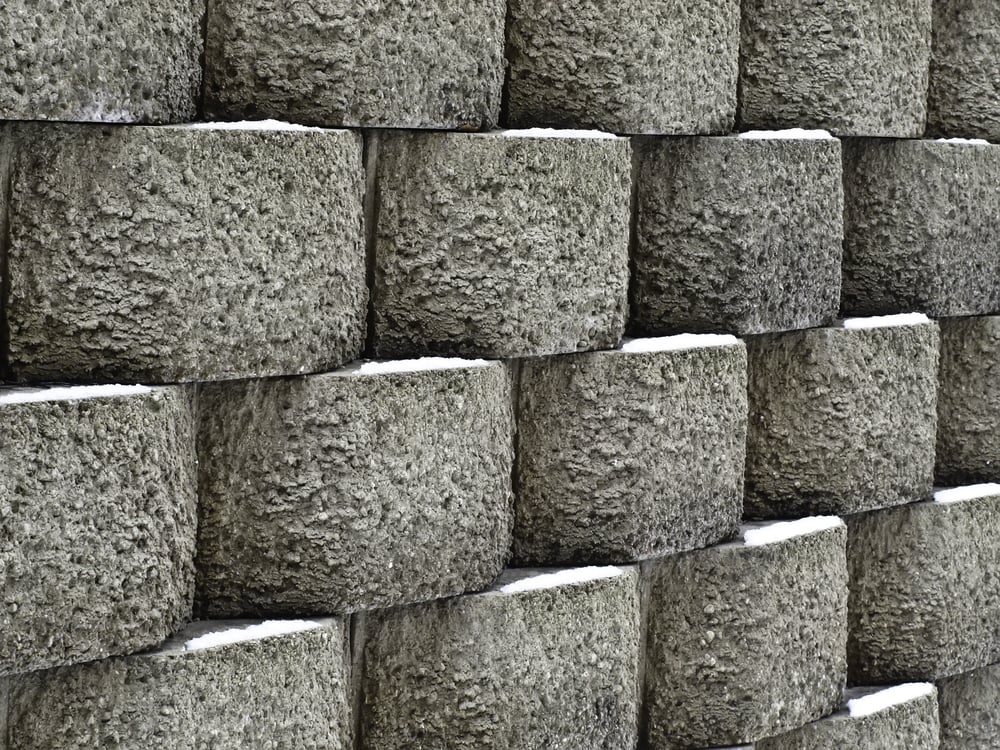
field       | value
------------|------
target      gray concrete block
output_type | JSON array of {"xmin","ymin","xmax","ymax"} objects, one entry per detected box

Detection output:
[
  {"xmin": 644, "ymin": 518, "xmax": 848, "ymax": 748},
  {"xmin": 196, "ymin": 359, "xmax": 514, "ymax": 617},
  {"xmin": 0, "ymin": 0, "xmax": 202, "ymax": 123},
  {"xmin": 842, "ymin": 138, "xmax": 1000, "ymax": 317},
  {"xmin": 506, "ymin": 0, "xmax": 740, "ymax": 134},
  {"xmin": 204, "ymin": 0, "xmax": 504, "ymax": 130},
  {"xmin": 0, "ymin": 386, "xmax": 197, "ymax": 677},
  {"xmin": 514, "ymin": 334, "xmax": 747, "ymax": 565},
  {"xmin": 938, "ymin": 662, "xmax": 1000, "ymax": 749},
  {"xmin": 373, "ymin": 131, "xmax": 631, "ymax": 359},
  {"xmin": 632, "ymin": 133, "xmax": 843, "ymax": 336},
  {"xmin": 739, "ymin": 0, "xmax": 932, "ymax": 137},
  {"xmin": 5, "ymin": 122, "xmax": 367, "ymax": 384},
  {"xmin": 745, "ymin": 316, "xmax": 939, "ymax": 518},
  {"xmin": 361, "ymin": 566, "xmax": 640, "ymax": 749},
  {"xmin": 3, "ymin": 619, "xmax": 351, "ymax": 749}
]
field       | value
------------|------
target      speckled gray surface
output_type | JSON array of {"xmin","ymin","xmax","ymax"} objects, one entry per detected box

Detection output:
[{"xmin": 938, "ymin": 662, "xmax": 1000, "ymax": 750}]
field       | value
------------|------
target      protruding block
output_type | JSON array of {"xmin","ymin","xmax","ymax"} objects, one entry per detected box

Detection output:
[
  {"xmin": 196, "ymin": 359, "xmax": 514, "ymax": 617},
  {"xmin": 515, "ymin": 335, "xmax": 747, "ymax": 565},
  {"xmin": 5, "ymin": 122, "xmax": 367, "ymax": 384},
  {"xmin": 361, "ymin": 566, "xmax": 640, "ymax": 749},
  {"xmin": 633, "ymin": 132, "xmax": 843, "ymax": 336},
  {"xmin": 373, "ymin": 131, "xmax": 631, "ymax": 359},
  {"xmin": 937, "ymin": 662, "xmax": 1000, "ymax": 749},
  {"xmin": 0, "ymin": 386, "xmax": 197, "ymax": 677},
  {"xmin": 745, "ymin": 316, "xmax": 939, "ymax": 518}
]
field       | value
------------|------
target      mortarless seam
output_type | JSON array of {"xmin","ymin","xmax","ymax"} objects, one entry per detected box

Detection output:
[
  {"xmin": 0, "ymin": 131, "xmax": 15, "ymax": 381},
  {"xmin": 349, "ymin": 613, "xmax": 368, "ymax": 750},
  {"xmin": 362, "ymin": 131, "xmax": 381, "ymax": 358}
]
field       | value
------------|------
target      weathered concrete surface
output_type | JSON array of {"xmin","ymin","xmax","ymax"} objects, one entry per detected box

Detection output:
[
  {"xmin": 373, "ymin": 132, "xmax": 631, "ymax": 358},
  {"xmin": 632, "ymin": 135, "xmax": 843, "ymax": 336},
  {"xmin": 842, "ymin": 139, "xmax": 1000, "ymax": 316},
  {"xmin": 0, "ymin": 1, "xmax": 202, "ymax": 123},
  {"xmin": 515, "ymin": 336, "xmax": 747, "ymax": 565},
  {"xmin": 938, "ymin": 662, "xmax": 1000, "ymax": 749},
  {"xmin": 0, "ymin": 387, "xmax": 197, "ymax": 677},
  {"xmin": 204, "ymin": 0, "xmax": 504, "ymax": 129},
  {"xmin": 644, "ymin": 521, "xmax": 848, "ymax": 748},
  {"xmin": 745, "ymin": 320, "xmax": 939, "ymax": 518},
  {"xmin": 196, "ymin": 361, "xmax": 514, "ymax": 617},
  {"xmin": 361, "ymin": 566, "xmax": 640, "ymax": 749},
  {"xmin": 5, "ymin": 123, "xmax": 366, "ymax": 384},
  {"xmin": 739, "ymin": 0, "xmax": 932, "ymax": 136},
  {"xmin": 506, "ymin": 0, "xmax": 740, "ymax": 134}
]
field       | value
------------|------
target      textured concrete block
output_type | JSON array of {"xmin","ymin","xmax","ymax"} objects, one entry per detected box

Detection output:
[
  {"xmin": 361, "ymin": 566, "xmax": 640, "ymax": 749},
  {"xmin": 506, "ymin": 0, "xmax": 739, "ymax": 134},
  {"xmin": 739, "ymin": 0, "xmax": 932, "ymax": 136},
  {"xmin": 197, "ymin": 359, "xmax": 514, "ymax": 617},
  {"xmin": 0, "ymin": 386, "xmax": 197, "ymax": 677},
  {"xmin": 373, "ymin": 131, "xmax": 631, "ymax": 359},
  {"xmin": 745, "ymin": 316, "xmax": 939, "ymax": 518},
  {"xmin": 842, "ymin": 138, "xmax": 1000, "ymax": 317},
  {"xmin": 204, "ymin": 0, "xmax": 504, "ymax": 129},
  {"xmin": 4, "ymin": 122, "xmax": 366, "ymax": 384},
  {"xmin": 515, "ymin": 334, "xmax": 747, "ymax": 565},
  {"xmin": 938, "ymin": 662, "xmax": 1000, "ymax": 749},
  {"xmin": 632, "ymin": 133, "xmax": 843, "ymax": 336},
  {"xmin": 3, "ymin": 619, "xmax": 351, "ymax": 749},
  {"xmin": 644, "ymin": 518, "xmax": 848, "ymax": 748}
]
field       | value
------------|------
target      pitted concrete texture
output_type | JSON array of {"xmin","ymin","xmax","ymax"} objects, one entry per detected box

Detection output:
[
  {"xmin": 196, "ymin": 362, "xmax": 514, "ymax": 617},
  {"xmin": 643, "ymin": 524, "xmax": 848, "ymax": 748},
  {"xmin": 3, "ymin": 619, "xmax": 351, "ymax": 749},
  {"xmin": 745, "ymin": 321, "xmax": 939, "ymax": 518},
  {"xmin": 847, "ymin": 493, "xmax": 1000, "ymax": 682},
  {"xmin": 632, "ymin": 136, "xmax": 843, "ymax": 336},
  {"xmin": 204, "ymin": 0, "xmax": 504, "ymax": 129},
  {"xmin": 0, "ymin": 0, "xmax": 202, "ymax": 123},
  {"xmin": 739, "ymin": 0, "xmax": 932, "ymax": 136},
  {"xmin": 938, "ymin": 662, "xmax": 1000, "ymax": 749},
  {"xmin": 361, "ymin": 567, "xmax": 641, "ymax": 749},
  {"xmin": 373, "ymin": 132, "xmax": 631, "ymax": 359},
  {"xmin": 514, "ymin": 340, "xmax": 747, "ymax": 565},
  {"xmin": 5, "ymin": 123, "xmax": 366, "ymax": 384},
  {"xmin": 0, "ymin": 388, "xmax": 197, "ymax": 677},
  {"xmin": 506, "ymin": 0, "xmax": 739, "ymax": 134},
  {"xmin": 842, "ymin": 139, "xmax": 1000, "ymax": 317}
]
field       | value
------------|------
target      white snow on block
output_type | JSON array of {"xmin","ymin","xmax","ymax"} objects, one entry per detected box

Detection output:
[
  {"xmin": 344, "ymin": 357, "xmax": 493, "ymax": 376},
  {"xmin": 0, "ymin": 384, "xmax": 154, "ymax": 406},
  {"xmin": 499, "ymin": 128, "xmax": 621, "ymax": 140},
  {"xmin": 842, "ymin": 313, "xmax": 931, "ymax": 330},
  {"xmin": 497, "ymin": 567, "xmax": 624, "ymax": 595},
  {"xmin": 846, "ymin": 683, "xmax": 936, "ymax": 718},
  {"xmin": 179, "ymin": 120, "xmax": 327, "ymax": 132},
  {"xmin": 183, "ymin": 620, "xmax": 324, "ymax": 652},
  {"xmin": 743, "ymin": 517, "xmax": 844, "ymax": 547},
  {"xmin": 737, "ymin": 128, "xmax": 835, "ymax": 141},
  {"xmin": 934, "ymin": 484, "xmax": 1000, "ymax": 504},
  {"xmin": 935, "ymin": 137, "xmax": 991, "ymax": 146},
  {"xmin": 620, "ymin": 334, "xmax": 739, "ymax": 354}
]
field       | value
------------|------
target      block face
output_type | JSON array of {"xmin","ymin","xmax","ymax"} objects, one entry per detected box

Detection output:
[
  {"xmin": 632, "ymin": 136, "xmax": 843, "ymax": 336},
  {"xmin": 938, "ymin": 662, "xmax": 1000, "ymax": 750},
  {"xmin": 739, "ymin": 0, "xmax": 932, "ymax": 136},
  {"xmin": 506, "ymin": 0, "xmax": 740, "ymax": 134},
  {"xmin": 6, "ymin": 124, "xmax": 367, "ymax": 383},
  {"xmin": 204, "ymin": 0, "xmax": 504, "ymax": 129},
  {"xmin": 373, "ymin": 132, "xmax": 631, "ymax": 359}
]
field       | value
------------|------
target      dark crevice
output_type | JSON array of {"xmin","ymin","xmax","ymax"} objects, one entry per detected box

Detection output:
[
  {"xmin": 635, "ymin": 561, "xmax": 653, "ymax": 750},
  {"xmin": 508, "ymin": 358, "xmax": 524, "ymax": 566},
  {"xmin": 348, "ymin": 612, "xmax": 368, "ymax": 750},
  {"xmin": 497, "ymin": 0, "xmax": 517, "ymax": 128},
  {"xmin": 624, "ymin": 138, "xmax": 645, "ymax": 338},
  {"xmin": 198, "ymin": 0, "xmax": 213, "ymax": 120},
  {"xmin": 0, "ymin": 130, "xmax": 15, "ymax": 382},
  {"xmin": 362, "ymin": 131, "xmax": 381, "ymax": 359}
]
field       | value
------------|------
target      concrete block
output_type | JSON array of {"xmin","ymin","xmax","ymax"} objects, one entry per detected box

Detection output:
[
  {"xmin": 632, "ymin": 133, "xmax": 843, "ymax": 336},
  {"xmin": 739, "ymin": 0, "xmax": 932, "ymax": 136},
  {"xmin": 361, "ymin": 566, "xmax": 640, "ymax": 749},
  {"xmin": 745, "ymin": 315, "xmax": 939, "ymax": 518},
  {"xmin": 196, "ymin": 358, "xmax": 514, "ymax": 617},
  {"xmin": 0, "ymin": 386, "xmax": 197, "ymax": 677},
  {"xmin": 373, "ymin": 131, "xmax": 631, "ymax": 359},
  {"xmin": 0, "ymin": 0, "xmax": 202, "ymax": 123},
  {"xmin": 842, "ymin": 138, "xmax": 1000, "ymax": 317},
  {"xmin": 2, "ymin": 619, "xmax": 351, "ymax": 749},
  {"xmin": 644, "ymin": 518, "xmax": 848, "ymax": 748},
  {"xmin": 506, "ymin": 0, "xmax": 740, "ymax": 134},
  {"xmin": 5, "ymin": 122, "xmax": 367, "ymax": 384},
  {"xmin": 847, "ymin": 485, "xmax": 1000, "ymax": 683},
  {"xmin": 937, "ymin": 662, "xmax": 1000, "ymax": 749},
  {"xmin": 204, "ymin": 0, "xmax": 504, "ymax": 130},
  {"xmin": 514, "ymin": 334, "xmax": 747, "ymax": 565}
]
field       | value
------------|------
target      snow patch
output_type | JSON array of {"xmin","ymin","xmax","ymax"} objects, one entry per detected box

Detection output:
[
  {"xmin": 184, "ymin": 620, "xmax": 323, "ymax": 652},
  {"xmin": 500, "ymin": 128, "xmax": 620, "ymax": 140},
  {"xmin": 181, "ymin": 120, "xmax": 326, "ymax": 132},
  {"xmin": 0, "ymin": 384, "xmax": 153, "ymax": 406},
  {"xmin": 738, "ymin": 128, "xmax": 835, "ymax": 141},
  {"xmin": 842, "ymin": 313, "xmax": 931, "ymax": 330},
  {"xmin": 936, "ymin": 137, "xmax": 991, "ymax": 146},
  {"xmin": 621, "ymin": 334, "xmax": 738, "ymax": 354},
  {"xmin": 934, "ymin": 484, "xmax": 1000, "ymax": 504},
  {"xmin": 847, "ymin": 683, "xmax": 936, "ymax": 717},
  {"xmin": 499, "ymin": 567, "xmax": 624, "ymax": 594},
  {"xmin": 743, "ymin": 517, "xmax": 843, "ymax": 547},
  {"xmin": 348, "ymin": 357, "xmax": 493, "ymax": 376}
]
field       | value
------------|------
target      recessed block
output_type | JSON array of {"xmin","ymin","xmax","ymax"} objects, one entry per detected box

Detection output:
[{"xmin": 937, "ymin": 662, "xmax": 1000, "ymax": 749}]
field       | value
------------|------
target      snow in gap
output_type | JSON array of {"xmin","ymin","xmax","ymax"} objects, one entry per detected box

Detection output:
[
  {"xmin": 936, "ymin": 137, "xmax": 991, "ymax": 146},
  {"xmin": 0, "ymin": 384, "xmax": 153, "ymax": 406},
  {"xmin": 621, "ymin": 334, "xmax": 738, "ymax": 354},
  {"xmin": 184, "ymin": 620, "xmax": 323, "ymax": 652},
  {"xmin": 743, "ymin": 516, "xmax": 843, "ymax": 547},
  {"xmin": 737, "ymin": 128, "xmax": 834, "ymax": 141},
  {"xmin": 499, "ymin": 566, "xmax": 624, "ymax": 594},
  {"xmin": 499, "ymin": 128, "xmax": 620, "ymax": 140},
  {"xmin": 350, "ymin": 357, "xmax": 493, "ymax": 376},
  {"xmin": 180, "ymin": 120, "xmax": 326, "ymax": 132},
  {"xmin": 847, "ymin": 683, "xmax": 936, "ymax": 717},
  {"xmin": 842, "ymin": 313, "xmax": 930, "ymax": 330},
  {"xmin": 934, "ymin": 484, "xmax": 1000, "ymax": 504}
]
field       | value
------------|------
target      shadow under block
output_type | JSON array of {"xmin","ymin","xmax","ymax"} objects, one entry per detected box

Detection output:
[
  {"xmin": 632, "ymin": 134, "xmax": 843, "ymax": 336},
  {"xmin": 643, "ymin": 520, "xmax": 848, "ymax": 749},
  {"xmin": 3, "ymin": 123, "xmax": 367, "ymax": 384},
  {"xmin": 372, "ymin": 131, "xmax": 631, "ymax": 359},
  {"xmin": 204, "ymin": 0, "xmax": 504, "ymax": 129},
  {"xmin": 514, "ymin": 335, "xmax": 747, "ymax": 565},
  {"xmin": 360, "ymin": 567, "xmax": 640, "ymax": 750},
  {"xmin": 195, "ymin": 360, "xmax": 514, "ymax": 617},
  {"xmin": 739, "ymin": 0, "xmax": 932, "ymax": 136},
  {"xmin": 0, "ymin": 386, "xmax": 197, "ymax": 677},
  {"xmin": 745, "ymin": 318, "xmax": 939, "ymax": 518},
  {"xmin": 937, "ymin": 662, "xmax": 1000, "ymax": 749}
]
